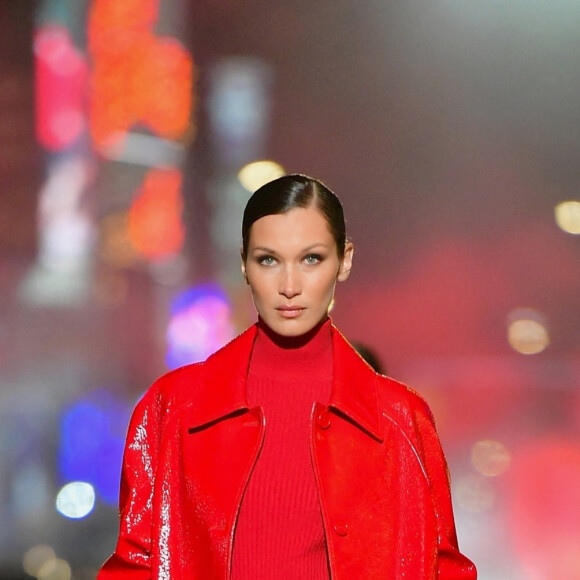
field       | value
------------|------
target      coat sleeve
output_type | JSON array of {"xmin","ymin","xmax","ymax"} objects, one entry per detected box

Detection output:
[
  {"xmin": 412, "ymin": 396, "xmax": 478, "ymax": 579},
  {"xmin": 97, "ymin": 386, "xmax": 163, "ymax": 580}
]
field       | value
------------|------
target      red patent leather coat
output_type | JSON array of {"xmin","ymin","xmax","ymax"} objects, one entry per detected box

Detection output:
[{"xmin": 99, "ymin": 323, "xmax": 477, "ymax": 579}]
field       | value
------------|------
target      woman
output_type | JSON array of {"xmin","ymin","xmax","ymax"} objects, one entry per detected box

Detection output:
[{"xmin": 99, "ymin": 174, "xmax": 477, "ymax": 579}]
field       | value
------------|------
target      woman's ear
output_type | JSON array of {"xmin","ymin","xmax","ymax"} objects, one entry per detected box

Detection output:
[
  {"xmin": 240, "ymin": 252, "xmax": 249, "ymax": 284},
  {"xmin": 337, "ymin": 241, "xmax": 354, "ymax": 282}
]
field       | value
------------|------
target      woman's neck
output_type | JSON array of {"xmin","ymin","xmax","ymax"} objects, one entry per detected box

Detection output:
[{"xmin": 249, "ymin": 317, "xmax": 333, "ymax": 380}]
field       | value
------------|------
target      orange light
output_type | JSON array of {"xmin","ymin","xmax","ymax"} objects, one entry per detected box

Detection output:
[
  {"xmin": 90, "ymin": 57, "xmax": 134, "ymax": 148},
  {"xmin": 88, "ymin": 0, "xmax": 194, "ymax": 149},
  {"xmin": 128, "ymin": 168, "xmax": 185, "ymax": 260},
  {"xmin": 143, "ymin": 38, "xmax": 194, "ymax": 138},
  {"xmin": 88, "ymin": 0, "xmax": 159, "ymax": 55}
]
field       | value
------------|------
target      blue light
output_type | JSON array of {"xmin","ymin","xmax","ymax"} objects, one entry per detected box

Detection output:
[{"xmin": 58, "ymin": 388, "xmax": 131, "ymax": 506}]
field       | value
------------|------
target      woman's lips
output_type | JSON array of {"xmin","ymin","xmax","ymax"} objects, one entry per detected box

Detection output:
[{"xmin": 276, "ymin": 306, "xmax": 304, "ymax": 319}]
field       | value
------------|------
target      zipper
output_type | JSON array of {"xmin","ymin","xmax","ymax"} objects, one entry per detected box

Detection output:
[{"xmin": 226, "ymin": 407, "xmax": 266, "ymax": 579}]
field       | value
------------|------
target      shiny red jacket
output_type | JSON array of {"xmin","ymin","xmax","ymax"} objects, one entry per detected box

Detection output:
[{"xmin": 99, "ymin": 323, "xmax": 477, "ymax": 579}]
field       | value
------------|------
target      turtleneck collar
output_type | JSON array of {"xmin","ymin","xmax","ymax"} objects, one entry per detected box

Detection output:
[{"xmin": 248, "ymin": 316, "xmax": 333, "ymax": 381}]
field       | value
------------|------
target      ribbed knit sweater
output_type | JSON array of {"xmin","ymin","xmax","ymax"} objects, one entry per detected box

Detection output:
[{"xmin": 231, "ymin": 317, "xmax": 333, "ymax": 579}]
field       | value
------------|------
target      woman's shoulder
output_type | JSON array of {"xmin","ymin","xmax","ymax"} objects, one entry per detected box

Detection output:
[
  {"xmin": 375, "ymin": 373, "xmax": 436, "ymax": 425},
  {"xmin": 152, "ymin": 361, "xmax": 205, "ymax": 401},
  {"xmin": 130, "ymin": 361, "xmax": 206, "ymax": 428},
  {"xmin": 135, "ymin": 324, "xmax": 258, "ymax": 417}
]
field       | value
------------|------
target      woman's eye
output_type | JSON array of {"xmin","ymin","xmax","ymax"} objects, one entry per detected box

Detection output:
[
  {"xmin": 258, "ymin": 255, "xmax": 276, "ymax": 266},
  {"xmin": 304, "ymin": 254, "xmax": 322, "ymax": 265}
]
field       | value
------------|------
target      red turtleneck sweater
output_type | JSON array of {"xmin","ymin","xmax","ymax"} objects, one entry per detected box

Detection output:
[{"xmin": 231, "ymin": 318, "xmax": 333, "ymax": 579}]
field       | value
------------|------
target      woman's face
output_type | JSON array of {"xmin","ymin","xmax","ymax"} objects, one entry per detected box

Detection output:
[{"xmin": 241, "ymin": 206, "xmax": 353, "ymax": 337}]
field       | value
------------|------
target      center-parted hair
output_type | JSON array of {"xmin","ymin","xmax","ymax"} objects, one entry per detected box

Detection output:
[{"xmin": 242, "ymin": 174, "xmax": 347, "ymax": 260}]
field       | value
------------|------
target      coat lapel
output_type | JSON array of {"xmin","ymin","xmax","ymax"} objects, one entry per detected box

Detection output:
[
  {"xmin": 184, "ymin": 321, "xmax": 383, "ymax": 442},
  {"xmin": 329, "ymin": 325, "xmax": 384, "ymax": 442},
  {"xmin": 185, "ymin": 325, "xmax": 258, "ymax": 429}
]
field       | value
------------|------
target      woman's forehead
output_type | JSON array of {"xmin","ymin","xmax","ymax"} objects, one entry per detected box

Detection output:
[{"xmin": 248, "ymin": 207, "xmax": 334, "ymax": 249}]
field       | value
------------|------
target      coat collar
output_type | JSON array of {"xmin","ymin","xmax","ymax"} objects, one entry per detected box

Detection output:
[{"xmin": 187, "ymin": 323, "xmax": 383, "ymax": 441}]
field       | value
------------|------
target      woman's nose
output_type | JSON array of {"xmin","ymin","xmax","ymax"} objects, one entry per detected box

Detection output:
[{"xmin": 279, "ymin": 266, "xmax": 301, "ymax": 298}]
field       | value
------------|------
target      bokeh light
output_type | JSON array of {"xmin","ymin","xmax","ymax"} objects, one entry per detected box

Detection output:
[
  {"xmin": 238, "ymin": 160, "xmax": 285, "ymax": 192},
  {"xmin": 37, "ymin": 557, "xmax": 72, "ymax": 580},
  {"xmin": 507, "ymin": 308, "xmax": 549, "ymax": 355},
  {"xmin": 55, "ymin": 482, "xmax": 95, "ymax": 519},
  {"xmin": 554, "ymin": 200, "xmax": 580, "ymax": 234},
  {"xmin": 471, "ymin": 439, "xmax": 512, "ymax": 477},
  {"xmin": 166, "ymin": 283, "xmax": 235, "ymax": 369},
  {"xmin": 22, "ymin": 544, "xmax": 56, "ymax": 577},
  {"xmin": 59, "ymin": 388, "xmax": 131, "ymax": 505}
]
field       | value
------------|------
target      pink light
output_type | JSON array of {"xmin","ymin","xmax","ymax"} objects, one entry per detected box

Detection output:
[
  {"xmin": 505, "ymin": 437, "xmax": 580, "ymax": 579},
  {"xmin": 166, "ymin": 285, "xmax": 235, "ymax": 368},
  {"xmin": 35, "ymin": 25, "xmax": 88, "ymax": 151}
]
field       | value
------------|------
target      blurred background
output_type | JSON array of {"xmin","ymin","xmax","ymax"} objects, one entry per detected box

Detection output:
[{"xmin": 1, "ymin": 0, "xmax": 580, "ymax": 578}]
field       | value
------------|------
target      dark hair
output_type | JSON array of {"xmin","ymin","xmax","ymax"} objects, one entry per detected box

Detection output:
[
  {"xmin": 352, "ymin": 342, "xmax": 386, "ymax": 375},
  {"xmin": 241, "ymin": 174, "xmax": 347, "ymax": 260}
]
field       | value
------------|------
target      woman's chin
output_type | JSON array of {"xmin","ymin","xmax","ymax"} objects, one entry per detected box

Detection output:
[{"xmin": 259, "ymin": 312, "xmax": 329, "ymax": 339}]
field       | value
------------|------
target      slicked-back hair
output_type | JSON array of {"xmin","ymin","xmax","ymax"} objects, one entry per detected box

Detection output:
[{"xmin": 241, "ymin": 174, "xmax": 347, "ymax": 260}]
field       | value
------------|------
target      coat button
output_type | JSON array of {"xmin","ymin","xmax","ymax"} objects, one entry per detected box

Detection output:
[
  {"xmin": 317, "ymin": 411, "xmax": 331, "ymax": 430},
  {"xmin": 333, "ymin": 523, "xmax": 349, "ymax": 537}
]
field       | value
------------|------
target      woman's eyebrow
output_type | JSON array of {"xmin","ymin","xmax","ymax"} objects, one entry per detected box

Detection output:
[
  {"xmin": 251, "ymin": 246, "xmax": 277, "ymax": 254},
  {"xmin": 302, "ymin": 243, "xmax": 330, "ymax": 251},
  {"xmin": 250, "ymin": 242, "xmax": 330, "ymax": 254}
]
